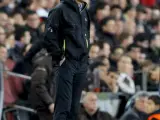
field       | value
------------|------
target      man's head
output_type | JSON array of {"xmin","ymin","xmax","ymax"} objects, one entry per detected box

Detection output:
[
  {"xmin": 89, "ymin": 43, "xmax": 100, "ymax": 59},
  {"xmin": 136, "ymin": 7, "xmax": 147, "ymax": 22},
  {"xmin": 150, "ymin": 66, "xmax": 160, "ymax": 82},
  {"xmin": 0, "ymin": 26, "xmax": 6, "ymax": 44},
  {"xmin": 101, "ymin": 17, "xmax": 116, "ymax": 34},
  {"xmin": 0, "ymin": 12, "xmax": 8, "ymax": 27},
  {"xmin": 134, "ymin": 92, "xmax": 148, "ymax": 113},
  {"xmin": 119, "ymin": 32, "xmax": 134, "ymax": 49},
  {"xmin": 0, "ymin": 44, "xmax": 7, "ymax": 63},
  {"xmin": 117, "ymin": 55, "xmax": 133, "ymax": 75},
  {"xmin": 97, "ymin": 41, "xmax": 111, "ymax": 58},
  {"xmin": 82, "ymin": 92, "xmax": 98, "ymax": 115},
  {"xmin": 127, "ymin": 44, "xmax": 141, "ymax": 61},
  {"xmin": 106, "ymin": 68, "xmax": 119, "ymax": 85},
  {"xmin": 123, "ymin": 20, "xmax": 136, "ymax": 35},
  {"xmin": 135, "ymin": 33, "xmax": 149, "ymax": 49},
  {"xmin": 95, "ymin": 2, "xmax": 110, "ymax": 22},
  {"xmin": 146, "ymin": 95, "xmax": 160, "ymax": 114},
  {"xmin": 111, "ymin": 47, "xmax": 124, "ymax": 61},
  {"xmin": 150, "ymin": 19, "xmax": 160, "ymax": 34},
  {"xmin": 150, "ymin": 33, "xmax": 160, "ymax": 48},
  {"xmin": 15, "ymin": 27, "xmax": 31, "ymax": 45},
  {"xmin": 124, "ymin": 6, "xmax": 137, "ymax": 20},
  {"xmin": 111, "ymin": 5, "xmax": 122, "ymax": 20},
  {"xmin": 26, "ymin": 10, "xmax": 40, "ymax": 29}
]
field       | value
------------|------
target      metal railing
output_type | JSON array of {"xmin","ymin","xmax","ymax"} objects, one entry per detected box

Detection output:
[{"xmin": 0, "ymin": 62, "xmax": 4, "ymax": 120}]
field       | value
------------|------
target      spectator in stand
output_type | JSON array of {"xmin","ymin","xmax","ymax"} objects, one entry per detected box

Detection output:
[
  {"xmin": 89, "ymin": 43, "xmax": 100, "ymax": 64},
  {"xmin": 97, "ymin": 41, "xmax": 111, "ymax": 58},
  {"xmin": 98, "ymin": 17, "xmax": 117, "ymax": 48},
  {"xmin": 148, "ymin": 33, "xmax": 160, "ymax": 63},
  {"xmin": 127, "ymin": 44, "xmax": 142, "ymax": 71},
  {"xmin": 110, "ymin": 5, "xmax": 122, "ymax": 20},
  {"xmin": 146, "ymin": 95, "xmax": 160, "ymax": 120},
  {"xmin": 120, "ymin": 92, "xmax": 148, "ymax": 120},
  {"xmin": 123, "ymin": 20, "xmax": 136, "ymax": 35},
  {"xmin": 123, "ymin": 6, "xmax": 137, "ymax": 22},
  {"xmin": 78, "ymin": 92, "xmax": 116, "ymax": 120},
  {"xmin": 0, "ymin": 26, "xmax": 6, "ymax": 44},
  {"xmin": 9, "ymin": 27, "xmax": 31, "ymax": 62},
  {"xmin": 119, "ymin": 32, "xmax": 134, "ymax": 50},
  {"xmin": 25, "ymin": 10, "xmax": 42, "ymax": 43},
  {"xmin": 0, "ymin": 12, "xmax": 8, "ymax": 27}
]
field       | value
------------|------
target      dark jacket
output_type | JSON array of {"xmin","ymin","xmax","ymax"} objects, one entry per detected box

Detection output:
[
  {"xmin": 24, "ymin": 0, "xmax": 90, "ymax": 63},
  {"xmin": 120, "ymin": 108, "xmax": 147, "ymax": 120},
  {"xmin": 147, "ymin": 110, "xmax": 160, "ymax": 120},
  {"xmin": 78, "ymin": 107, "xmax": 116, "ymax": 120},
  {"xmin": 29, "ymin": 52, "xmax": 57, "ymax": 111}
]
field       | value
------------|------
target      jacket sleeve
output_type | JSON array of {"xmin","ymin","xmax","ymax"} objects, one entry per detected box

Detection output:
[
  {"xmin": 31, "ymin": 66, "xmax": 54, "ymax": 106},
  {"xmin": 43, "ymin": 9, "xmax": 63, "ymax": 61}
]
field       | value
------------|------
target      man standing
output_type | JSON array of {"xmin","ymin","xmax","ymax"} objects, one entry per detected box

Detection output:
[{"xmin": 26, "ymin": 0, "xmax": 90, "ymax": 120}]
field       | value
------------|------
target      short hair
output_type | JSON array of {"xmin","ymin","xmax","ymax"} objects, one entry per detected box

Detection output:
[
  {"xmin": 26, "ymin": 10, "xmax": 37, "ymax": 18},
  {"xmin": 97, "ymin": 40, "xmax": 110, "ymax": 50},
  {"xmin": 149, "ymin": 19, "xmax": 160, "ymax": 28},
  {"xmin": 111, "ymin": 5, "xmax": 122, "ymax": 11},
  {"xmin": 15, "ymin": 27, "xmax": 28, "ymax": 41},
  {"xmin": 96, "ymin": 1, "xmax": 109, "ymax": 11},
  {"xmin": 101, "ymin": 16, "xmax": 115, "ymax": 27},
  {"xmin": 127, "ymin": 44, "xmax": 141, "ymax": 52},
  {"xmin": 124, "ymin": 5, "xmax": 136, "ymax": 13},
  {"xmin": 119, "ymin": 32, "xmax": 132, "ymax": 43},
  {"xmin": 82, "ymin": 92, "xmax": 97, "ymax": 103},
  {"xmin": 148, "ymin": 95, "xmax": 160, "ymax": 105},
  {"xmin": 135, "ymin": 33, "xmax": 149, "ymax": 42}
]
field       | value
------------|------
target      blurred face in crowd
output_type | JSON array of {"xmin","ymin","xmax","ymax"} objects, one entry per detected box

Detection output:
[
  {"xmin": 119, "ymin": 0, "xmax": 127, "ymax": 10},
  {"xmin": 0, "ymin": 27, "xmax": 6, "ymax": 44},
  {"xmin": 145, "ymin": 7, "xmax": 152, "ymax": 21},
  {"xmin": 99, "ymin": 43, "xmax": 111, "ymax": 58},
  {"xmin": 0, "ymin": 46, "xmax": 7, "ymax": 63},
  {"xmin": 102, "ymin": 58, "xmax": 110, "ymax": 70},
  {"xmin": 131, "ymin": 0, "xmax": 140, "ymax": 7},
  {"xmin": 115, "ymin": 20, "xmax": 124, "ymax": 36},
  {"xmin": 106, "ymin": 71, "xmax": 119, "ymax": 86},
  {"xmin": 103, "ymin": 19, "xmax": 116, "ymax": 34},
  {"xmin": 6, "ymin": 18, "xmax": 15, "ymax": 34},
  {"xmin": 152, "ymin": 8, "xmax": 160, "ymax": 20},
  {"xmin": 0, "ymin": 13, "xmax": 8, "ymax": 27},
  {"xmin": 128, "ymin": 47, "xmax": 141, "ymax": 61},
  {"xmin": 27, "ymin": 13, "xmax": 40, "ymax": 29},
  {"xmin": 150, "ymin": 67, "xmax": 160, "ymax": 82},
  {"xmin": 111, "ymin": 8, "xmax": 122, "ymax": 20},
  {"xmin": 124, "ymin": 20, "xmax": 136, "ymax": 35},
  {"xmin": 83, "ymin": 92, "xmax": 98, "ymax": 115},
  {"xmin": 21, "ymin": 31, "xmax": 31, "ymax": 45},
  {"xmin": 137, "ymin": 40, "xmax": 149, "ymax": 49},
  {"xmin": 121, "ymin": 35, "xmax": 134, "ymax": 48},
  {"xmin": 111, "ymin": 48, "xmax": 124, "ymax": 61},
  {"xmin": 151, "ymin": 34, "xmax": 160, "ymax": 48},
  {"xmin": 5, "ymin": 34, "xmax": 15, "ymax": 49},
  {"xmin": 96, "ymin": 5, "xmax": 110, "ymax": 22},
  {"xmin": 137, "ymin": 12, "xmax": 146, "ymax": 22},
  {"xmin": 146, "ymin": 98, "xmax": 160, "ymax": 114},
  {"xmin": 127, "ymin": 8, "xmax": 137, "ymax": 20},
  {"xmin": 89, "ymin": 44, "xmax": 100, "ymax": 59},
  {"xmin": 135, "ymin": 96, "xmax": 148, "ymax": 113},
  {"xmin": 118, "ymin": 56, "xmax": 133, "ymax": 75},
  {"xmin": 13, "ymin": 13, "xmax": 25, "ymax": 26}
]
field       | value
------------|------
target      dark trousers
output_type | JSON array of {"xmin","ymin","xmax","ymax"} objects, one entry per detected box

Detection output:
[
  {"xmin": 53, "ymin": 59, "xmax": 88, "ymax": 120},
  {"xmin": 37, "ymin": 111, "xmax": 53, "ymax": 120}
]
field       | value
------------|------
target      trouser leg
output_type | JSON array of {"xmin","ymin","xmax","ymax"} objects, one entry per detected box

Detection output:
[
  {"xmin": 67, "ymin": 62, "xmax": 88, "ymax": 120},
  {"xmin": 53, "ymin": 60, "xmax": 76, "ymax": 120}
]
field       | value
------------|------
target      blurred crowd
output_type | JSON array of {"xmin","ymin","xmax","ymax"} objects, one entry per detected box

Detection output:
[{"xmin": 0, "ymin": 0, "xmax": 160, "ymax": 120}]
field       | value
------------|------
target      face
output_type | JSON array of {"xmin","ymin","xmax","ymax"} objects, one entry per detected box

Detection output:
[
  {"xmin": 150, "ymin": 67, "xmax": 160, "ymax": 82},
  {"xmin": 6, "ymin": 34, "xmax": 15, "ymax": 48},
  {"xmin": 22, "ymin": 31, "xmax": 31, "ymax": 45},
  {"xmin": 131, "ymin": 0, "xmax": 140, "ymax": 6},
  {"xmin": 0, "ymin": 47, "xmax": 7, "ymax": 63},
  {"xmin": 138, "ymin": 41, "xmax": 149, "ymax": 48},
  {"xmin": 83, "ymin": 93, "xmax": 98, "ymax": 114},
  {"xmin": 0, "ymin": 13, "xmax": 8, "ymax": 27},
  {"xmin": 119, "ymin": 0, "xmax": 127, "ymax": 9},
  {"xmin": 111, "ymin": 8, "xmax": 122, "ymax": 20},
  {"xmin": 96, "ymin": 5, "xmax": 110, "ymax": 21},
  {"xmin": 89, "ymin": 45, "xmax": 100, "ymax": 59},
  {"xmin": 0, "ymin": 27, "xmax": 6, "ymax": 44},
  {"xmin": 99, "ymin": 43, "xmax": 111, "ymax": 58},
  {"xmin": 13, "ymin": 13, "xmax": 25, "ymax": 26},
  {"xmin": 137, "ymin": 12, "xmax": 146, "ymax": 21},
  {"xmin": 103, "ymin": 20, "xmax": 116, "ymax": 34},
  {"xmin": 118, "ymin": 56, "xmax": 133, "ymax": 75},
  {"xmin": 151, "ymin": 35, "xmax": 160, "ymax": 48},
  {"xmin": 129, "ymin": 47, "xmax": 141, "ymax": 61},
  {"xmin": 146, "ymin": 99, "xmax": 160, "ymax": 114},
  {"xmin": 102, "ymin": 58, "xmax": 110, "ymax": 70},
  {"xmin": 124, "ymin": 20, "xmax": 136, "ymax": 35},
  {"xmin": 127, "ymin": 9, "xmax": 137, "ymax": 19},
  {"xmin": 135, "ymin": 97, "xmax": 148, "ymax": 113},
  {"xmin": 107, "ymin": 72, "xmax": 119, "ymax": 85},
  {"xmin": 27, "ymin": 14, "xmax": 40, "ymax": 29}
]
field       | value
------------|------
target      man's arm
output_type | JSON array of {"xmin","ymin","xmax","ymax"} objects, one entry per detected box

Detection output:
[{"xmin": 43, "ymin": 8, "xmax": 63, "ymax": 62}]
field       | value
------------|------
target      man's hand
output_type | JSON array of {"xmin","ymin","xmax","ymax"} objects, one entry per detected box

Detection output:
[{"xmin": 49, "ymin": 103, "xmax": 55, "ymax": 113}]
